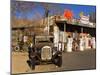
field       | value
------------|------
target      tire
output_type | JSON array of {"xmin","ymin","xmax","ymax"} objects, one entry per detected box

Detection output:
[
  {"xmin": 30, "ymin": 58, "xmax": 36, "ymax": 70},
  {"xmin": 54, "ymin": 56, "xmax": 62, "ymax": 67},
  {"xmin": 57, "ymin": 56, "xmax": 62, "ymax": 67},
  {"xmin": 14, "ymin": 46, "xmax": 20, "ymax": 51}
]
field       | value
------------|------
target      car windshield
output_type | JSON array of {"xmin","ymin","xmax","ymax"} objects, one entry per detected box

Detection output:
[{"xmin": 38, "ymin": 40, "xmax": 50, "ymax": 43}]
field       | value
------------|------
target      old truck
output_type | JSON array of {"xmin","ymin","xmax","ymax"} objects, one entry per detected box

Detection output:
[{"xmin": 27, "ymin": 35, "xmax": 62, "ymax": 70}]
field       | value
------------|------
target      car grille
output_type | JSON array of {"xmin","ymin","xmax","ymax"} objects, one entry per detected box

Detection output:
[{"xmin": 41, "ymin": 46, "xmax": 52, "ymax": 60}]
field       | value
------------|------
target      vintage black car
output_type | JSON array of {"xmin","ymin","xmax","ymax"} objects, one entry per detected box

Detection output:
[{"xmin": 27, "ymin": 35, "xmax": 62, "ymax": 70}]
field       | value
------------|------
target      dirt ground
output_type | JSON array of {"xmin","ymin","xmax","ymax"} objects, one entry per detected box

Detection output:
[
  {"xmin": 11, "ymin": 50, "xmax": 96, "ymax": 74},
  {"xmin": 11, "ymin": 52, "xmax": 61, "ymax": 74}
]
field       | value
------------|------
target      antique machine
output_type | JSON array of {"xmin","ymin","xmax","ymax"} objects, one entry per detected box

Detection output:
[{"xmin": 27, "ymin": 35, "xmax": 62, "ymax": 70}]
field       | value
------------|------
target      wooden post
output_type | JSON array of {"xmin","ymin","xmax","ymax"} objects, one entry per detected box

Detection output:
[
  {"xmin": 64, "ymin": 22, "xmax": 66, "ymax": 51},
  {"xmin": 81, "ymin": 27, "xmax": 83, "ymax": 33},
  {"xmin": 48, "ymin": 16, "xmax": 49, "ymax": 35}
]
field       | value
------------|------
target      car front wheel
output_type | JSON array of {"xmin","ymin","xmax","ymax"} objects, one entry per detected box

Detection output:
[{"xmin": 54, "ymin": 56, "xmax": 62, "ymax": 67}]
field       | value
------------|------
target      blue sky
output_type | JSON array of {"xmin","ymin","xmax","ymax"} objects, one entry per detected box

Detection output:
[{"xmin": 15, "ymin": 2, "xmax": 96, "ymax": 20}]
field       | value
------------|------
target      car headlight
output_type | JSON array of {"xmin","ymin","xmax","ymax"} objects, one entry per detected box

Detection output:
[
  {"xmin": 58, "ymin": 54, "xmax": 62, "ymax": 56},
  {"xmin": 52, "ymin": 47, "xmax": 57, "ymax": 55}
]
